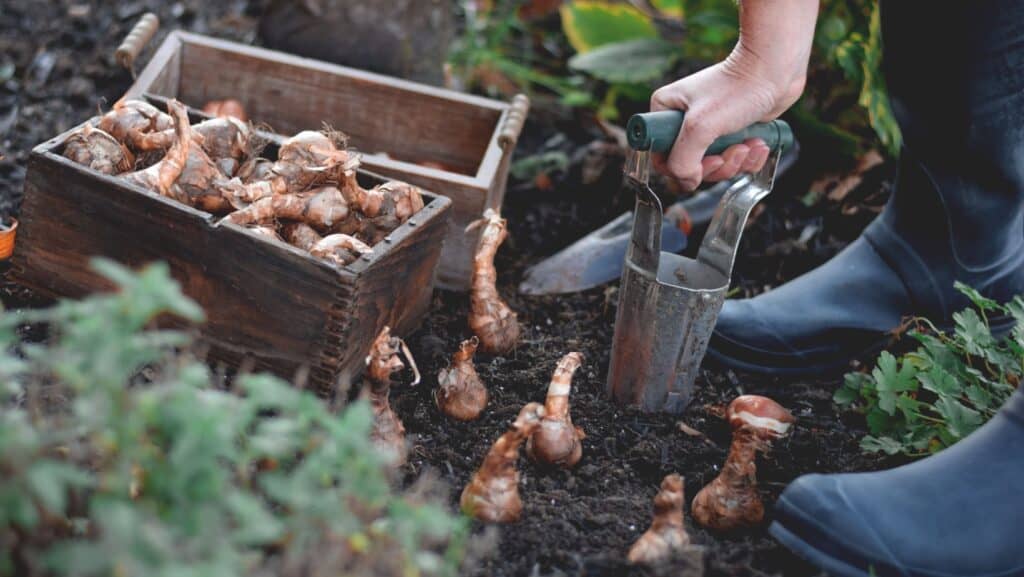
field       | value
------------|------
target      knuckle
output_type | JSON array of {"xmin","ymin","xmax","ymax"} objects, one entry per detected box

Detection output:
[{"xmin": 681, "ymin": 114, "xmax": 714, "ymax": 143}]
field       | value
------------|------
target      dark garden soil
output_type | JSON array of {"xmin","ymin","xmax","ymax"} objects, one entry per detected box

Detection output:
[{"xmin": 0, "ymin": 2, "xmax": 900, "ymax": 576}]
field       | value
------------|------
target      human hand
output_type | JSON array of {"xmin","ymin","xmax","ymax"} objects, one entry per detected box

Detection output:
[{"xmin": 650, "ymin": 0, "xmax": 818, "ymax": 191}]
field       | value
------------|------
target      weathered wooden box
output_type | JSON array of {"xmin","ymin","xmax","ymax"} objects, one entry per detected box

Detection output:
[
  {"xmin": 123, "ymin": 30, "xmax": 528, "ymax": 291},
  {"xmin": 10, "ymin": 120, "xmax": 451, "ymax": 395}
]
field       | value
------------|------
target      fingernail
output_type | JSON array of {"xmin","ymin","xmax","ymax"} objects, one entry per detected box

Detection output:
[{"xmin": 706, "ymin": 158, "xmax": 725, "ymax": 172}]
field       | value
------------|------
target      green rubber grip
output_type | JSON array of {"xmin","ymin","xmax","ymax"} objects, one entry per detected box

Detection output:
[{"xmin": 627, "ymin": 110, "xmax": 793, "ymax": 154}]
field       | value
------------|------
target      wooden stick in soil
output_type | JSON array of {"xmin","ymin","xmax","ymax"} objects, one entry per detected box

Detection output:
[
  {"xmin": 526, "ymin": 352, "xmax": 585, "ymax": 468},
  {"xmin": 361, "ymin": 326, "xmax": 420, "ymax": 467},
  {"xmin": 460, "ymin": 402, "xmax": 545, "ymax": 523},
  {"xmin": 467, "ymin": 209, "xmax": 520, "ymax": 354},
  {"xmin": 691, "ymin": 395, "xmax": 795, "ymax": 532},
  {"xmin": 628, "ymin": 474, "xmax": 691, "ymax": 564},
  {"xmin": 435, "ymin": 337, "xmax": 488, "ymax": 421}
]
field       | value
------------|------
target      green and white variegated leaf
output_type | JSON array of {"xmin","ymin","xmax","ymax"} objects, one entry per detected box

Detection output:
[{"xmin": 569, "ymin": 38, "xmax": 679, "ymax": 84}]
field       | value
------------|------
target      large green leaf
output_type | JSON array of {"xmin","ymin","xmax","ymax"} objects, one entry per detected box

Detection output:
[
  {"xmin": 569, "ymin": 38, "xmax": 679, "ymax": 84},
  {"xmin": 917, "ymin": 365, "xmax": 961, "ymax": 397},
  {"xmin": 934, "ymin": 396, "xmax": 983, "ymax": 439},
  {"xmin": 860, "ymin": 435, "xmax": 904, "ymax": 455},
  {"xmin": 954, "ymin": 308, "xmax": 995, "ymax": 357},
  {"xmin": 560, "ymin": 1, "xmax": 659, "ymax": 53},
  {"xmin": 871, "ymin": 351, "xmax": 918, "ymax": 415}
]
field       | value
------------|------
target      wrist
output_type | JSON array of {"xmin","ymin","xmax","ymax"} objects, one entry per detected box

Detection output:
[
  {"xmin": 731, "ymin": 0, "xmax": 818, "ymax": 105},
  {"xmin": 723, "ymin": 41, "xmax": 806, "ymax": 106}
]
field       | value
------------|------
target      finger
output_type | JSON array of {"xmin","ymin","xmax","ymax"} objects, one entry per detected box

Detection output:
[
  {"xmin": 741, "ymin": 145, "xmax": 771, "ymax": 175},
  {"xmin": 664, "ymin": 112, "xmax": 720, "ymax": 191},
  {"xmin": 700, "ymin": 156, "xmax": 725, "ymax": 179},
  {"xmin": 739, "ymin": 139, "xmax": 771, "ymax": 173},
  {"xmin": 704, "ymin": 143, "xmax": 750, "ymax": 182}
]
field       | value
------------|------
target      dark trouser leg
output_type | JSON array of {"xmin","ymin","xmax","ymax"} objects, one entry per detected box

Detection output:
[
  {"xmin": 870, "ymin": 0, "xmax": 1024, "ymax": 319},
  {"xmin": 707, "ymin": 0, "xmax": 1024, "ymax": 375}
]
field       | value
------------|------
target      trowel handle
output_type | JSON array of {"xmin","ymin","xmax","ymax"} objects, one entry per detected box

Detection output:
[{"xmin": 627, "ymin": 110, "xmax": 793, "ymax": 154}]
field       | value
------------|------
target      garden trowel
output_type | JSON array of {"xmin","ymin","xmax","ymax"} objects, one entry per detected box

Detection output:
[
  {"xmin": 607, "ymin": 111, "xmax": 793, "ymax": 413},
  {"xmin": 517, "ymin": 145, "xmax": 797, "ymax": 296}
]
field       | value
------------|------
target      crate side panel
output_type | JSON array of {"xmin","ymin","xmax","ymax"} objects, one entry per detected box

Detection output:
[
  {"xmin": 357, "ymin": 168, "xmax": 485, "ymax": 290},
  {"xmin": 174, "ymin": 41, "xmax": 500, "ymax": 174},
  {"xmin": 337, "ymin": 199, "xmax": 451, "ymax": 385},
  {"xmin": 13, "ymin": 154, "xmax": 350, "ymax": 381}
]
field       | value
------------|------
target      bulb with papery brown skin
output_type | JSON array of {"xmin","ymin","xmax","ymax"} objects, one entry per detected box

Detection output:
[
  {"xmin": 122, "ymin": 100, "xmax": 239, "ymax": 215},
  {"xmin": 467, "ymin": 210, "xmax": 520, "ymax": 355},
  {"xmin": 691, "ymin": 395, "xmax": 795, "ymax": 532},
  {"xmin": 97, "ymin": 98, "xmax": 173, "ymax": 152},
  {"xmin": 237, "ymin": 157, "xmax": 275, "ymax": 184},
  {"xmin": 142, "ymin": 116, "xmax": 254, "ymax": 175},
  {"xmin": 435, "ymin": 337, "xmax": 488, "ymax": 421},
  {"xmin": 226, "ymin": 185, "xmax": 351, "ymax": 232},
  {"xmin": 63, "ymin": 124, "xmax": 135, "ymax": 175},
  {"xmin": 281, "ymin": 222, "xmax": 324, "ymax": 251},
  {"xmin": 278, "ymin": 130, "xmax": 350, "ymax": 171},
  {"xmin": 628, "ymin": 474, "xmax": 691, "ymax": 565},
  {"xmin": 228, "ymin": 133, "xmax": 358, "ymax": 205},
  {"xmin": 122, "ymin": 100, "xmax": 192, "ymax": 198},
  {"xmin": 355, "ymin": 181, "xmax": 428, "ymax": 244},
  {"xmin": 361, "ymin": 326, "xmax": 420, "ymax": 467},
  {"xmin": 309, "ymin": 233, "xmax": 372, "ymax": 266},
  {"xmin": 460, "ymin": 402, "xmax": 545, "ymax": 523},
  {"xmin": 527, "ymin": 352, "xmax": 585, "ymax": 467}
]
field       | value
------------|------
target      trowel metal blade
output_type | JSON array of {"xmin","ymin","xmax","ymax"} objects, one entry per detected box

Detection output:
[
  {"xmin": 517, "ymin": 143, "xmax": 800, "ymax": 296},
  {"xmin": 518, "ymin": 213, "xmax": 687, "ymax": 295}
]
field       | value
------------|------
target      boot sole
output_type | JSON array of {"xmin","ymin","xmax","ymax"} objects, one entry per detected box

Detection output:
[
  {"xmin": 704, "ymin": 338, "xmax": 889, "ymax": 377},
  {"xmin": 769, "ymin": 521, "xmax": 872, "ymax": 577},
  {"xmin": 707, "ymin": 315, "xmax": 1018, "ymax": 376}
]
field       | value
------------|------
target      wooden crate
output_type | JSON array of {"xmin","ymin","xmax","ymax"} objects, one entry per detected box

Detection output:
[
  {"xmin": 10, "ymin": 120, "xmax": 451, "ymax": 395},
  {"xmin": 122, "ymin": 30, "xmax": 529, "ymax": 291}
]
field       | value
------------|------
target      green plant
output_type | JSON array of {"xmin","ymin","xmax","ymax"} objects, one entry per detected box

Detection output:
[
  {"xmin": 834, "ymin": 284, "xmax": 1023, "ymax": 457},
  {"xmin": 447, "ymin": 1, "xmax": 591, "ymax": 104},
  {"xmin": 0, "ymin": 259, "xmax": 469, "ymax": 577},
  {"xmin": 561, "ymin": 0, "xmax": 691, "ymax": 118},
  {"xmin": 559, "ymin": 0, "xmax": 900, "ymax": 154},
  {"xmin": 811, "ymin": 0, "xmax": 901, "ymax": 155}
]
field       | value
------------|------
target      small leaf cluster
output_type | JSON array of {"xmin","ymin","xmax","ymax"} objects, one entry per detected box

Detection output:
[
  {"xmin": 0, "ymin": 259, "xmax": 467, "ymax": 577},
  {"xmin": 835, "ymin": 284, "xmax": 1023, "ymax": 457}
]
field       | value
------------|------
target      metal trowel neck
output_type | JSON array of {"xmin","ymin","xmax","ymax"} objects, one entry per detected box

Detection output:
[
  {"xmin": 624, "ymin": 148, "xmax": 652, "ymax": 187},
  {"xmin": 622, "ymin": 148, "xmax": 663, "ymax": 276}
]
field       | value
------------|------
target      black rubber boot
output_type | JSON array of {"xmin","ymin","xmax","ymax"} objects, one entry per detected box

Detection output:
[
  {"xmin": 707, "ymin": 0, "xmax": 1024, "ymax": 375},
  {"xmin": 769, "ymin": 388, "xmax": 1024, "ymax": 577}
]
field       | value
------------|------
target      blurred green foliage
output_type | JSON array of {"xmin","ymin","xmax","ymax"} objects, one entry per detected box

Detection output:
[
  {"xmin": 0, "ymin": 259, "xmax": 468, "ymax": 577},
  {"xmin": 450, "ymin": 0, "xmax": 902, "ymax": 158}
]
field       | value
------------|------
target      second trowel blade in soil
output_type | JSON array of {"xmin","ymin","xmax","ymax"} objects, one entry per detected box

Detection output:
[{"xmin": 518, "ymin": 212, "xmax": 687, "ymax": 295}]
